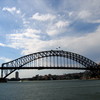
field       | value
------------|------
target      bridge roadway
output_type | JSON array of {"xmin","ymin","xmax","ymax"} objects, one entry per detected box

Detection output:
[{"xmin": 0, "ymin": 66, "xmax": 100, "ymax": 70}]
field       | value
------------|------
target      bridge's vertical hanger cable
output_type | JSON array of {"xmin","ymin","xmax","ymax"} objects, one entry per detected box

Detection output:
[
  {"xmin": 57, "ymin": 55, "xmax": 58, "ymax": 67},
  {"xmin": 45, "ymin": 57, "xmax": 46, "ymax": 67},
  {"xmin": 51, "ymin": 56, "xmax": 53, "ymax": 67},
  {"xmin": 68, "ymin": 58, "xmax": 69, "ymax": 67},
  {"xmin": 74, "ymin": 60, "xmax": 76, "ymax": 68},
  {"xmin": 68, "ymin": 53, "xmax": 70, "ymax": 67},
  {"xmin": 29, "ymin": 56, "xmax": 31, "ymax": 67},
  {"xmin": 51, "ymin": 52, "xmax": 53, "ymax": 67},
  {"xmin": 52, "ymin": 56, "xmax": 53, "ymax": 67},
  {"xmin": 55, "ymin": 56, "xmax": 57, "ymax": 67},
  {"xmin": 53, "ymin": 56, "xmax": 54, "ymax": 67},
  {"xmin": 44, "ymin": 57, "xmax": 46, "ymax": 67},
  {"xmin": 62, "ymin": 51, "xmax": 64, "ymax": 67},
  {"xmin": 72, "ymin": 56, "xmax": 75, "ymax": 67},
  {"xmin": 78, "ymin": 55, "xmax": 81, "ymax": 68},
  {"xmin": 36, "ymin": 54, "xmax": 38, "ymax": 67},
  {"xmin": 50, "ymin": 56, "xmax": 51, "ymax": 67},
  {"xmin": 34, "ymin": 59, "xmax": 36, "ymax": 67},
  {"xmin": 47, "ymin": 53, "xmax": 49, "ymax": 67},
  {"xmin": 77, "ymin": 58, "xmax": 80, "ymax": 68},
  {"xmin": 53, "ymin": 56, "xmax": 55, "ymax": 67},
  {"xmin": 60, "ymin": 56, "xmax": 61, "ymax": 67},
  {"xmin": 57, "ymin": 56, "xmax": 58, "ymax": 67},
  {"xmin": 63, "ymin": 56, "xmax": 64, "ymax": 67},
  {"xmin": 5, "ymin": 70, "xmax": 8, "ymax": 77},
  {"xmin": 40, "ymin": 57, "xmax": 42, "ymax": 67},
  {"xmin": 62, "ymin": 56, "xmax": 63, "ymax": 67},
  {"xmin": 70, "ymin": 54, "xmax": 71, "ymax": 67},
  {"xmin": 81, "ymin": 56, "xmax": 84, "ymax": 68},
  {"xmin": 61, "ymin": 55, "xmax": 63, "ymax": 67},
  {"xmin": 34, "ymin": 55, "xmax": 36, "ymax": 67},
  {"xmin": 58, "ymin": 51, "xmax": 60, "ymax": 67},
  {"xmin": 74, "ymin": 55, "xmax": 77, "ymax": 67},
  {"xmin": 71, "ymin": 54, "xmax": 73, "ymax": 68},
  {"xmin": 33, "ymin": 56, "xmax": 35, "ymax": 67},
  {"xmin": 72, "ymin": 54, "xmax": 74, "ymax": 67},
  {"xmin": 73, "ymin": 59, "xmax": 75, "ymax": 68},
  {"xmin": 64, "ymin": 55, "xmax": 66, "ymax": 67},
  {"xmin": 73, "ymin": 54, "xmax": 75, "ymax": 67},
  {"xmin": 28, "ymin": 61, "xmax": 30, "ymax": 67},
  {"xmin": 27, "ymin": 61, "xmax": 28, "ymax": 67},
  {"xmin": 71, "ymin": 59, "xmax": 73, "ymax": 67},
  {"xmin": 41, "ymin": 58, "xmax": 43, "ymax": 67},
  {"xmin": 31, "ymin": 60, "xmax": 32, "ymax": 67},
  {"xmin": 50, "ymin": 56, "xmax": 52, "ymax": 67},
  {"xmin": 42, "ymin": 57, "xmax": 44, "ymax": 67},
  {"xmin": 68, "ymin": 53, "xmax": 69, "ymax": 67},
  {"xmin": 31, "ymin": 56, "xmax": 33, "ymax": 67},
  {"xmin": 72, "ymin": 60, "xmax": 75, "ymax": 67},
  {"xmin": 46, "ymin": 57, "xmax": 48, "ymax": 67},
  {"xmin": 66, "ymin": 53, "xmax": 68, "ymax": 67},
  {"xmin": 75, "ymin": 54, "xmax": 78, "ymax": 68},
  {"xmin": 58, "ymin": 56, "xmax": 59, "ymax": 67},
  {"xmin": 38, "ymin": 57, "xmax": 39, "ymax": 67},
  {"xmin": 34, "ymin": 56, "xmax": 35, "ymax": 67},
  {"xmin": 33, "ymin": 60, "xmax": 34, "ymax": 67}
]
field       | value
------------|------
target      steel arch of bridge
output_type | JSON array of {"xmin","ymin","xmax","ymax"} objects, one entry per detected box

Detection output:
[{"xmin": 1, "ymin": 50, "xmax": 98, "ymax": 78}]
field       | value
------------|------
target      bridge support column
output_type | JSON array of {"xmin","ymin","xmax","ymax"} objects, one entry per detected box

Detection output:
[
  {"xmin": 0, "ymin": 69, "xmax": 7, "ymax": 83},
  {"xmin": 1, "ymin": 69, "xmax": 3, "ymax": 78}
]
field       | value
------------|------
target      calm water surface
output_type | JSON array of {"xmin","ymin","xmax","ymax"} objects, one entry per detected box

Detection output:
[{"xmin": 0, "ymin": 80, "xmax": 100, "ymax": 100}]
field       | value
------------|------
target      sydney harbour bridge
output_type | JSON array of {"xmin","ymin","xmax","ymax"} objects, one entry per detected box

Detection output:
[{"xmin": 0, "ymin": 50, "xmax": 100, "ymax": 79}]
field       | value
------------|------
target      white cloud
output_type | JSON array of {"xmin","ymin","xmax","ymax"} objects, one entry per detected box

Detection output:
[
  {"xmin": 31, "ymin": 13, "xmax": 56, "ymax": 21},
  {"xmin": 2, "ymin": 6, "xmax": 30, "ymax": 28},
  {"xmin": 78, "ymin": 10, "xmax": 91, "ymax": 19},
  {"xmin": 60, "ymin": 26, "xmax": 100, "ymax": 54},
  {"xmin": 89, "ymin": 19, "xmax": 100, "ymax": 23},
  {"xmin": 25, "ymin": 28, "xmax": 41, "ymax": 34},
  {"xmin": 46, "ymin": 20, "xmax": 70, "ymax": 36},
  {"xmin": 77, "ymin": 10, "xmax": 100, "ymax": 24},
  {"xmin": 7, "ymin": 25, "xmax": 100, "ymax": 61},
  {"xmin": 9, "ymin": 28, "xmax": 41, "ymax": 39},
  {"xmin": 7, "ymin": 28, "xmax": 41, "ymax": 51},
  {"xmin": 0, "ymin": 43, "xmax": 6, "ymax": 47},
  {"xmin": 0, "ymin": 57, "xmax": 11, "ymax": 62},
  {"xmin": 68, "ymin": 12, "xmax": 73, "ymax": 17},
  {"xmin": 6, "ymin": 25, "xmax": 99, "ymax": 58},
  {"xmin": 2, "ymin": 7, "xmax": 21, "ymax": 14},
  {"xmin": 55, "ymin": 21, "xmax": 69, "ymax": 28},
  {"xmin": 47, "ymin": 29, "xmax": 58, "ymax": 36}
]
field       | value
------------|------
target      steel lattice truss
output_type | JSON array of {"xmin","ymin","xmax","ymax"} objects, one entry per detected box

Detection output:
[{"xmin": 1, "ymin": 50, "xmax": 99, "ymax": 78}]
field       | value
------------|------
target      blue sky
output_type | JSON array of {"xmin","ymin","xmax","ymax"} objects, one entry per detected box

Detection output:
[{"xmin": 0, "ymin": 0, "xmax": 100, "ymax": 78}]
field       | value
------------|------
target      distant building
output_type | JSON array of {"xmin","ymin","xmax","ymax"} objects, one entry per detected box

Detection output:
[{"xmin": 15, "ymin": 71, "xmax": 19, "ymax": 79}]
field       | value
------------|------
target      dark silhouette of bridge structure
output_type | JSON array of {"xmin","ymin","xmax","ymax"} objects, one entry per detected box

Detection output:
[{"xmin": 0, "ymin": 50, "xmax": 100, "ymax": 79}]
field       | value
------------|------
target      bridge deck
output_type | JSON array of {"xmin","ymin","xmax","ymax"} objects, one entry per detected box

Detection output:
[{"xmin": 0, "ymin": 67, "xmax": 100, "ymax": 70}]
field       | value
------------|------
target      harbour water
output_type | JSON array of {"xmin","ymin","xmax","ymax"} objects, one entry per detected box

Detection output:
[{"xmin": 0, "ymin": 80, "xmax": 100, "ymax": 100}]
